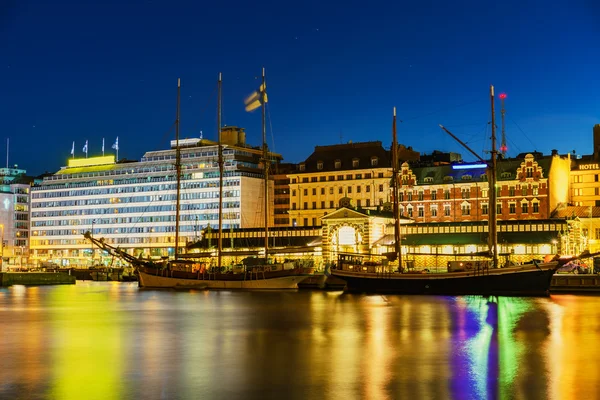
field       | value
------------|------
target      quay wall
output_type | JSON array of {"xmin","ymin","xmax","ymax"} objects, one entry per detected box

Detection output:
[
  {"xmin": 551, "ymin": 275, "xmax": 600, "ymax": 293},
  {"xmin": 0, "ymin": 272, "xmax": 76, "ymax": 287}
]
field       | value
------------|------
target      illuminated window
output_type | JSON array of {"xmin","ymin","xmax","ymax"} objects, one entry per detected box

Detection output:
[
  {"xmin": 338, "ymin": 226, "xmax": 356, "ymax": 245},
  {"xmin": 317, "ymin": 161, "xmax": 323, "ymax": 170}
]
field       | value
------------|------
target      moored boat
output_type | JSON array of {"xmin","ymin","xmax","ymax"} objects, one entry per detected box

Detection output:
[
  {"xmin": 330, "ymin": 89, "xmax": 563, "ymax": 295},
  {"xmin": 85, "ymin": 71, "xmax": 307, "ymax": 290},
  {"xmin": 332, "ymin": 253, "xmax": 557, "ymax": 295},
  {"xmin": 138, "ymin": 264, "xmax": 305, "ymax": 289}
]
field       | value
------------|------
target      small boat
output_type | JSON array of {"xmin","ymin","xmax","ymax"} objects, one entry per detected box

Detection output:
[{"xmin": 330, "ymin": 88, "xmax": 564, "ymax": 296}]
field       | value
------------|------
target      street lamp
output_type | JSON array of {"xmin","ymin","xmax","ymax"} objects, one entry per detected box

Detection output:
[
  {"xmin": 0, "ymin": 224, "xmax": 3, "ymax": 272},
  {"xmin": 91, "ymin": 219, "xmax": 96, "ymax": 266}
]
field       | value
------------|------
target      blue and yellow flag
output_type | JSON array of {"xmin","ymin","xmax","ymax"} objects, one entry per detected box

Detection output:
[{"xmin": 244, "ymin": 82, "xmax": 268, "ymax": 112}]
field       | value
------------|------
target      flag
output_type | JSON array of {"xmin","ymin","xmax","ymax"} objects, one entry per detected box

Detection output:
[
  {"xmin": 70, "ymin": 141, "xmax": 75, "ymax": 155},
  {"xmin": 102, "ymin": 138, "xmax": 105, "ymax": 153},
  {"xmin": 112, "ymin": 137, "xmax": 119, "ymax": 151},
  {"xmin": 83, "ymin": 140, "xmax": 88, "ymax": 153},
  {"xmin": 244, "ymin": 82, "xmax": 268, "ymax": 112}
]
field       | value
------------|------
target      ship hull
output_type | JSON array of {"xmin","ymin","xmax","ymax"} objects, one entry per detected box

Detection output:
[
  {"xmin": 331, "ymin": 264, "xmax": 558, "ymax": 296},
  {"xmin": 138, "ymin": 268, "xmax": 306, "ymax": 290}
]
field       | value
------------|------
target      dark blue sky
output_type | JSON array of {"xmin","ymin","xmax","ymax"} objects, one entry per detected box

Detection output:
[{"xmin": 2, "ymin": 0, "xmax": 599, "ymax": 175}]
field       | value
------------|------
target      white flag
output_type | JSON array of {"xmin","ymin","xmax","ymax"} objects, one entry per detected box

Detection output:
[
  {"xmin": 112, "ymin": 137, "xmax": 119, "ymax": 151},
  {"xmin": 70, "ymin": 141, "xmax": 75, "ymax": 155},
  {"xmin": 83, "ymin": 140, "xmax": 88, "ymax": 153},
  {"xmin": 102, "ymin": 138, "xmax": 105, "ymax": 152}
]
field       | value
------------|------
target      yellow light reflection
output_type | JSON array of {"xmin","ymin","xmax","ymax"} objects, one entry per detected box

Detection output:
[{"xmin": 47, "ymin": 282, "xmax": 124, "ymax": 400}]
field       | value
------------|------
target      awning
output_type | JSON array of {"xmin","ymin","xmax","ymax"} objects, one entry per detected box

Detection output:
[{"xmin": 374, "ymin": 231, "xmax": 558, "ymax": 246}]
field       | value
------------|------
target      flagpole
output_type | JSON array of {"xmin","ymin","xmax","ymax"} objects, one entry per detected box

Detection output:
[{"xmin": 102, "ymin": 138, "xmax": 105, "ymax": 156}]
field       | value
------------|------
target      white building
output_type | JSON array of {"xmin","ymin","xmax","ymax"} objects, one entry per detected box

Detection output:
[
  {"xmin": 30, "ymin": 132, "xmax": 280, "ymax": 267},
  {"xmin": 0, "ymin": 166, "xmax": 34, "ymax": 270}
]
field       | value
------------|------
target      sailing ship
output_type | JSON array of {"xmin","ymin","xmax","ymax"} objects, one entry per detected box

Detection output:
[
  {"xmin": 133, "ymin": 72, "xmax": 306, "ymax": 289},
  {"xmin": 330, "ymin": 86, "xmax": 571, "ymax": 296}
]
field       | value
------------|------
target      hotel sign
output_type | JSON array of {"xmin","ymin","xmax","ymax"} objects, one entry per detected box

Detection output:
[{"xmin": 578, "ymin": 164, "xmax": 600, "ymax": 170}]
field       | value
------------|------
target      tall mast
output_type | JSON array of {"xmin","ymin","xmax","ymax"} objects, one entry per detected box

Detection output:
[
  {"xmin": 262, "ymin": 67, "xmax": 269, "ymax": 260},
  {"xmin": 489, "ymin": 85, "xmax": 498, "ymax": 269},
  {"xmin": 499, "ymin": 93, "xmax": 507, "ymax": 158},
  {"xmin": 392, "ymin": 107, "xmax": 402, "ymax": 271},
  {"xmin": 175, "ymin": 78, "xmax": 181, "ymax": 261},
  {"xmin": 217, "ymin": 73, "xmax": 224, "ymax": 270}
]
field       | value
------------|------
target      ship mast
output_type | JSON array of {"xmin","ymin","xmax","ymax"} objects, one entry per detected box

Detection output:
[
  {"xmin": 438, "ymin": 84, "xmax": 499, "ymax": 269},
  {"xmin": 489, "ymin": 85, "xmax": 498, "ymax": 269},
  {"xmin": 217, "ymin": 73, "xmax": 223, "ymax": 270},
  {"xmin": 175, "ymin": 78, "xmax": 181, "ymax": 261},
  {"xmin": 261, "ymin": 68, "xmax": 269, "ymax": 261},
  {"xmin": 391, "ymin": 107, "xmax": 403, "ymax": 271}
]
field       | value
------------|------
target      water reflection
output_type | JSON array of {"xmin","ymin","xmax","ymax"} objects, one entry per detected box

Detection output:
[{"xmin": 1, "ymin": 283, "xmax": 600, "ymax": 399}]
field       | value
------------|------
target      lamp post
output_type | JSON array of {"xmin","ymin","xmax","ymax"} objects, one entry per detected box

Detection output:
[
  {"xmin": 0, "ymin": 224, "xmax": 3, "ymax": 272},
  {"xmin": 91, "ymin": 219, "xmax": 96, "ymax": 266}
]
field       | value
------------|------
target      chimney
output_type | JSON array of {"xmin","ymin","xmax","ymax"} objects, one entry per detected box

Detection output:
[
  {"xmin": 594, "ymin": 124, "xmax": 600, "ymax": 161},
  {"xmin": 551, "ymin": 149, "xmax": 558, "ymax": 156}
]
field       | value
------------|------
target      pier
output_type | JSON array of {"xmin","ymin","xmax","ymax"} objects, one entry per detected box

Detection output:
[
  {"xmin": 0, "ymin": 272, "xmax": 76, "ymax": 287},
  {"xmin": 551, "ymin": 274, "xmax": 600, "ymax": 293}
]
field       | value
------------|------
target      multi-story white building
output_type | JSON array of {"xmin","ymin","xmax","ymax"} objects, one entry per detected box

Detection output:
[
  {"xmin": 0, "ymin": 166, "xmax": 34, "ymax": 270},
  {"xmin": 30, "ymin": 130, "xmax": 280, "ymax": 267}
]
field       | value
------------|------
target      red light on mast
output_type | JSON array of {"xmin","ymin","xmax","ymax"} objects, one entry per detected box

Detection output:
[{"xmin": 499, "ymin": 93, "xmax": 507, "ymax": 100}]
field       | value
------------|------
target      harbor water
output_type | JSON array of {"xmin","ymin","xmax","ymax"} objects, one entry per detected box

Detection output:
[{"xmin": 1, "ymin": 282, "xmax": 599, "ymax": 400}]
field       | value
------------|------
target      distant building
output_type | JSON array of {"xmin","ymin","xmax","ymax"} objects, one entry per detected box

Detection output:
[
  {"xmin": 0, "ymin": 165, "xmax": 37, "ymax": 270},
  {"xmin": 288, "ymin": 141, "xmax": 399, "ymax": 227},
  {"xmin": 396, "ymin": 152, "xmax": 571, "ymax": 222},
  {"xmin": 418, "ymin": 150, "xmax": 462, "ymax": 166}
]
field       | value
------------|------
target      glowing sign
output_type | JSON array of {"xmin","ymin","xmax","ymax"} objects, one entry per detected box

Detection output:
[
  {"xmin": 67, "ymin": 155, "xmax": 116, "ymax": 168},
  {"xmin": 452, "ymin": 164, "xmax": 488, "ymax": 170},
  {"xmin": 578, "ymin": 164, "xmax": 600, "ymax": 170}
]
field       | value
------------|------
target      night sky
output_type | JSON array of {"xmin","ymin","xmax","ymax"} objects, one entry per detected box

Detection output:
[{"xmin": 2, "ymin": 0, "xmax": 598, "ymax": 176}]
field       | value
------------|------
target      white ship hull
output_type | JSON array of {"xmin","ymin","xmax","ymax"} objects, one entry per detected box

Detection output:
[{"xmin": 138, "ymin": 271, "xmax": 305, "ymax": 290}]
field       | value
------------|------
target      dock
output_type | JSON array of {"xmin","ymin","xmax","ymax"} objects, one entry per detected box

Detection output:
[
  {"xmin": 0, "ymin": 272, "xmax": 76, "ymax": 287},
  {"xmin": 550, "ymin": 274, "xmax": 600, "ymax": 293}
]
